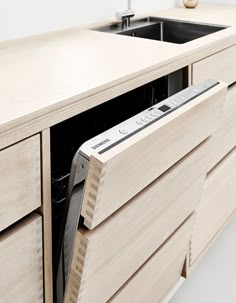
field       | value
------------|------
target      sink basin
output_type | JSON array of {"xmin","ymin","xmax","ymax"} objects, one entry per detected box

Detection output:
[{"xmin": 95, "ymin": 17, "xmax": 228, "ymax": 44}]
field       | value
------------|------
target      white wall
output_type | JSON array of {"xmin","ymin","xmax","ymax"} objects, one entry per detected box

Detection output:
[
  {"xmin": 203, "ymin": 0, "xmax": 236, "ymax": 3},
  {"xmin": 0, "ymin": 0, "xmax": 180, "ymax": 42},
  {"xmin": 1, "ymin": 0, "xmax": 236, "ymax": 42}
]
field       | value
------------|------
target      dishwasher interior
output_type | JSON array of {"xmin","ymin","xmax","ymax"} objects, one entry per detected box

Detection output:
[{"xmin": 50, "ymin": 68, "xmax": 187, "ymax": 300}]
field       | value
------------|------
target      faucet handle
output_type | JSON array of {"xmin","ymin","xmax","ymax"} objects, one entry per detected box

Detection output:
[{"xmin": 116, "ymin": 9, "xmax": 135, "ymax": 21}]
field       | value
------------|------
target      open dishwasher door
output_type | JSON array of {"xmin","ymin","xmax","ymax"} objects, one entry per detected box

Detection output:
[{"xmin": 54, "ymin": 80, "xmax": 227, "ymax": 303}]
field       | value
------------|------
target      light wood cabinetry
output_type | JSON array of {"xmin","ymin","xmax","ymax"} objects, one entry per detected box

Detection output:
[
  {"xmin": 222, "ymin": 83, "xmax": 236, "ymax": 124},
  {"xmin": 65, "ymin": 142, "xmax": 209, "ymax": 303},
  {"xmin": 0, "ymin": 135, "xmax": 41, "ymax": 231},
  {"xmin": 189, "ymin": 53, "xmax": 236, "ymax": 269},
  {"xmin": 208, "ymin": 113, "xmax": 236, "ymax": 172},
  {"xmin": 190, "ymin": 147, "xmax": 236, "ymax": 265},
  {"xmin": 192, "ymin": 45, "xmax": 236, "ymax": 86},
  {"xmin": 0, "ymin": 17, "xmax": 236, "ymax": 303},
  {"xmin": 109, "ymin": 215, "xmax": 194, "ymax": 303},
  {"xmin": 81, "ymin": 83, "xmax": 227, "ymax": 230},
  {"xmin": 207, "ymin": 83, "xmax": 236, "ymax": 171},
  {"xmin": 40, "ymin": 129, "xmax": 53, "ymax": 303},
  {"xmin": 0, "ymin": 214, "xmax": 43, "ymax": 303}
]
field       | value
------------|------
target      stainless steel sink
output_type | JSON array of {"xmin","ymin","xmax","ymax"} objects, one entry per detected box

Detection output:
[{"xmin": 95, "ymin": 17, "xmax": 228, "ymax": 44}]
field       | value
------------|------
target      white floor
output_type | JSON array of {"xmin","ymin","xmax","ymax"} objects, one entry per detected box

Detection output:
[{"xmin": 168, "ymin": 215, "xmax": 236, "ymax": 303}]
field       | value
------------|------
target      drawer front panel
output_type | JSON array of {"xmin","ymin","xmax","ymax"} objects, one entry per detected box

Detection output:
[
  {"xmin": 65, "ymin": 142, "xmax": 208, "ymax": 303},
  {"xmin": 193, "ymin": 45, "xmax": 236, "ymax": 86},
  {"xmin": 109, "ymin": 215, "xmax": 194, "ymax": 303},
  {"xmin": 0, "ymin": 135, "xmax": 41, "ymax": 231},
  {"xmin": 208, "ymin": 116, "xmax": 236, "ymax": 172},
  {"xmin": 82, "ymin": 83, "xmax": 227, "ymax": 229},
  {"xmin": 190, "ymin": 147, "xmax": 236, "ymax": 265},
  {"xmin": 0, "ymin": 214, "xmax": 43, "ymax": 303}
]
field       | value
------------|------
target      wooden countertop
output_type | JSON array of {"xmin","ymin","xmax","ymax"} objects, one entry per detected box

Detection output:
[{"xmin": 1, "ymin": 3, "xmax": 236, "ymax": 149}]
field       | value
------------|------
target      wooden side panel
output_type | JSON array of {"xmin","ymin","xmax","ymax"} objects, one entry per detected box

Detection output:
[
  {"xmin": 81, "ymin": 83, "xmax": 227, "ymax": 229},
  {"xmin": 192, "ymin": 45, "xmax": 236, "ymax": 86},
  {"xmin": 0, "ymin": 214, "xmax": 43, "ymax": 303},
  {"xmin": 187, "ymin": 210, "xmax": 236, "ymax": 277},
  {"xmin": 207, "ymin": 116, "xmax": 236, "ymax": 172},
  {"xmin": 109, "ymin": 215, "xmax": 194, "ymax": 303},
  {"xmin": 207, "ymin": 83, "xmax": 236, "ymax": 172},
  {"xmin": 222, "ymin": 83, "xmax": 236, "ymax": 124},
  {"xmin": 39, "ymin": 129, "xmax": 53, "ymax": 303},
  {"xmin": 0, "ymin": 135, "xmax": 41, "ymax": 231},
  {"xmin": 190, "ymin": 147, "xmax": 236, "ymax": 265},
  {"xmin": 65, "ymin": 141, "xmax": 209, "ymax": 303}
]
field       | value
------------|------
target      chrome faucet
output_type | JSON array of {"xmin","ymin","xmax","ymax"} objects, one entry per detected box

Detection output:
[{"xmin": 117, "ymin": 0, "xmax": 135, "ymax": 29}]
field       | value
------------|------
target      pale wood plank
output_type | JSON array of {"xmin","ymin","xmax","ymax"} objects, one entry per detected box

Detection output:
[
  {"xmin": 0, "ymin": 214, "xmax": 44, "ymax": 303},
  {"xmin": 0, "ymin": 135, "xmax": 41, "ymax": 231},
  {"xmin": 205, "ymin": 83, "xmax": 236, "ymax": 172},
  {"xmin": 190, "ymin": 147, "xmax": 236, "ymax": 265},
  {"xmin": 109, "ymin": 215, "xmax": 194, "ymax": 303},
  {"xmin": 207, "ymin": 116, "xmax": 236, "ymax": 172},
  {"xmin": 222, "ymin": 83, "xmax": 236, "ymax": 124},
  {"xmin": 193, "ymin": 45, "xmax": 236, "ymax": 86},
  {"xmin": 1, "ymin": 4, "xmax": 236, "ymax": 149},
  {"xmin": 65, "ymin": 141, "xmax": 209, "ymax": 303},
  {"xmin": 188, "ymin": 209, "xmax": 236, "ymax": 275},
  {"xmin": 39, "ymin": 129, "xmax": 53, "ymax": 303},
  {"xmin": 81, "ymin": 83, "xmax": 227, "ymax": 229}
]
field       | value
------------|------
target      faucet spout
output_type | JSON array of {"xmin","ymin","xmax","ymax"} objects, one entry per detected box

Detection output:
[
  {"xmin": 118, "ymin": 0, "xmax": 135, "ymax": 29},
  {"xmin": 128, "ymin": 0, "xmax": 132, "ymax": 10}
]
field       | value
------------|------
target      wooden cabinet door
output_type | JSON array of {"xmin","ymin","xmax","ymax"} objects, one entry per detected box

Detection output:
[
  {"xmin": 0, "ymin": 214, "xmax": 43, "ymax": 303},
  {"xmin": 0, "ymin": 135, "xmax": 41, "ymax": 231},
  {"xmin": 190, "ymin": 147, "xmax": 236, "ymax": 266},
  {"xmin": 81, "ymin": 82, "xmax": 227, "ymax": 229},
  {"xmin": 192, "ymin": 45, "xmax": 236, "ymax": 86}
]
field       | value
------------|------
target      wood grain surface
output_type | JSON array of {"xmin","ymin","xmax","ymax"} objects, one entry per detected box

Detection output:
[
  {"xmin": 65, "ymin": 141, "xmax": 209, "ymax": 303},
  {"xmin": 190, "ymin": 147, "xmax": 236, "ymax": 265},
  {"xmin": 109, "ymin": 215, "xmax": 194, "ymax": 303},
  {"xmin": 81, "ymin": 82, "xmax": 227, "ymax": 229},
  {"xmin": 1, "ymin": 4, "xmax": 236, "ymax": 149},
  {"xmin": 0, "ymin": 214, "xmax": 44, "ymax": 303},
  {"xmin": 0, "ymin": 135, "xmax": 41, "ymax": 231},
  {"xmin": 193, "ymin": 45, "xmax": 236, "ymax": 86}
]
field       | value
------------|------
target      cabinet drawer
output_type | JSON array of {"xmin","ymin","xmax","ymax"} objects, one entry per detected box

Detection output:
[
  {"xmin": 193, "ymin": 45, "xmax": 236, "ymax": 86},
  {"xmin": 0, "ymin": 214, "xmax": 43, "ymax": 303},
  {"xmin": 81, "ymin": 82, "xmax": 226, "ymax": 229},
  {"xmin": 0, "ymin": 135, "xmax": 41, "ymax": 231},
  {"xmin": 65, "ymin": 142, "xmax": 208, "ymax": 303},
  {"xmin": 109, "ymin": 215, "xmax": 194, "ymax": 303},
  {"xmin": 208, "ymin": 116, "xmax": 236, "ymax": 172},
  {"xmin": 190, "ymin": 147, "xmax": 236, "ymax": 265}
]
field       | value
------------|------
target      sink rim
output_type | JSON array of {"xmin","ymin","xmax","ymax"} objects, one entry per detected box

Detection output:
[{"xmin": 94, "ymin": 16, "xmax": 229, "ymax": 35}]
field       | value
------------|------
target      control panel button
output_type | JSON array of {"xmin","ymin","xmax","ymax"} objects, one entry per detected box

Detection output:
[
  {"xmin": 150, "ymin": 112, "xmax": 158, "ymax": 117},
  {"xmin": 136, "ymin": 120, "xmax": 143, "ymax": 126},
  {"xmin": 174, "ymin": 97, "xmax": 182, "ymax": 104},
  {"xmin": 169, "ymin": 100, "xmax": 177, "ymax": 106},
  {"xmin": 154, "ymin": 109, "xmax": 162, "ymax": 116},
  {"xmin": 145, "ymin": 114, "xmax": 153, "ymax": 120},
  {"xmin": 119, "ymin": 128, "xmax": 129, "ymax": 135},
  {"xmin": 141, "ymin": 118, "xmax": 148, "ymax": 123}
]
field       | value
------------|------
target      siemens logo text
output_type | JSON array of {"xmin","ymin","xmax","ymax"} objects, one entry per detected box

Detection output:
[{"xmin": 92, "ymin": 139, "xmax": 110, "ymax": 150}]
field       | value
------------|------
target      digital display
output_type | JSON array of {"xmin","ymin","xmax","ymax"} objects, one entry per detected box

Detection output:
[{"xmin": 158, "ymin": 105, "xmax": 171, "ymax": 112}]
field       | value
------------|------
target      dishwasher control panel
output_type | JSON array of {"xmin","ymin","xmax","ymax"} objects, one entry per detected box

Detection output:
[{"xmin": 80, "ymin": 79, "xmax": 219, "ymax": 159}]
